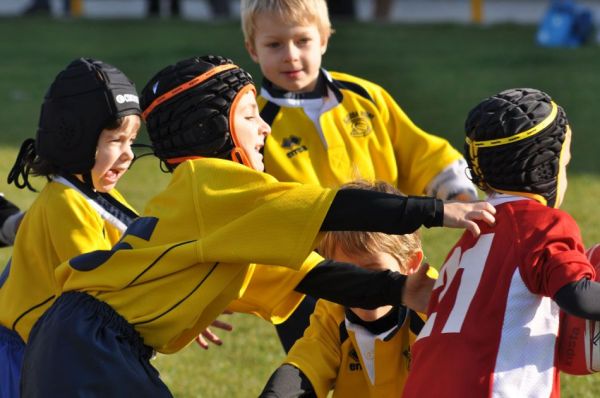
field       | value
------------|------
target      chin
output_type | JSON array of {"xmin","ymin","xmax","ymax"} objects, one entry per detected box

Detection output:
[{"xmin": 95, "ymin": 182, "xmax": 116, "ymax": 193}]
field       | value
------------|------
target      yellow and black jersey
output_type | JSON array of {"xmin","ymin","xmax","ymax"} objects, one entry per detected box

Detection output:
[
  {"xmin": 0, "ymin": 176, "xmax": 136, "ymax": 341},
  {"xmin": 260, "ymin": 70, "xmax": 472, "ymax": 198},
  {"xmin": 285, "ymin": 299, "xmax": 424, "ymax": 398},
  {"xmin": 53, "ymin": 158, "xmax": 336, "ymax": 353}
]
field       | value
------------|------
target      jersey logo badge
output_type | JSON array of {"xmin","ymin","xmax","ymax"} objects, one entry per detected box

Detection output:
[
  {"xmin": 281, "ymin": 135, "xmax": 308, "ymax": 158},
  {"xmin": 344, "ymin": 111, "xmax": 374, "ymax": 137},
  {"xmin": 348, "ymin": 348, "xmax": 363, "ymax": 371}
]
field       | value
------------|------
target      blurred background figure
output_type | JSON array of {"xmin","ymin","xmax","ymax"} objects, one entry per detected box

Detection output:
[
  {"xmin": 208, "ymin": 0, "xmax": 231, "ymax": 19},
  {"xmin": 327, "ymin": 0, "xmax": 355, "ymax": 19},
  {"xmin": 23, "ymin": 0, "xmax": 50, "ymax": 15},
  {"xmin": 374, "ymin": 0, "xmax": 392, "ymax": 21},
  {"xmin": 23, "ymin": 0, "xmax": 81, "ymax": 17},
  {"xmin": 147, "ymin": 0, "xmax": 180, "ymax": 17}
]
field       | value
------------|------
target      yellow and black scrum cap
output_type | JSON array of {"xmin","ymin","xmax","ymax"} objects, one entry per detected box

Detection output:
[{"xmin": 463, "ymin": 88, "xmax": 569, "ymax": 207}]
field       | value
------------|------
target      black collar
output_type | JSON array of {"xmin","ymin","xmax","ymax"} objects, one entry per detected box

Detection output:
[{"xmin": 262, "ymin": 71, "xmax": 328, "ymax": 100}]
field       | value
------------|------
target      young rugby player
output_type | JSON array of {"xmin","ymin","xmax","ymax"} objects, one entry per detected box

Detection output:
[
  {"xmin": 240, "ymin": 0, "xmax": 479, "ymax": 350},
  {"xmin": 403, "ymin": 88, "xmax": 600, "ymax": 397},
  {"xmin": 261, "ymin": 180, "xmax": 430, "ymax": 398},
  {"xmin": 0, "ymin": 58, "xmax": 140, "ymax": 398},
  {"xmin": 19, "ymin": 55, "xmax": 495, "ymax": 397}
]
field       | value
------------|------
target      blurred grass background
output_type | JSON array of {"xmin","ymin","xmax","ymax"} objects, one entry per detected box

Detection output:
[{"xmin": 0, "ymin": 17, "xmax": 598, "ymax": 397}]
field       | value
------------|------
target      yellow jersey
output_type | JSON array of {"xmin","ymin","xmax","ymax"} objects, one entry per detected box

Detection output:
[
  {"xmin": 54, "ymin": 158, "xmax": 336, "ymax": 353},
  {"xmin": 0, "ymin": 176, "xmax": 136, "ymax": 341},
  {"xmin": 286, "ymin": 299, "xmax": 424, "ymax": 398},
  {"xmin": 261, "ymin": 70, "xmax": 471, "ymax": 198}
]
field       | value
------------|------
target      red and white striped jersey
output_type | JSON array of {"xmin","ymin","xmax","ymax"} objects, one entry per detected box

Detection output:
[{"xmin": 403, "ymin": 195, "xmax": 593, "ymax": 398}]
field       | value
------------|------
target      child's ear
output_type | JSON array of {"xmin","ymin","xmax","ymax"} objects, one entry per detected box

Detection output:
[
  {"xmin": 320, "ymin": 35, "xmax": 329, "ymax": 56},
  {"xmin": 245, "ymin": 41, "xmax": 259, "ymax": 63},
  {"xmin": 406, "ymin": 250, "xmax": 424, "ymax": 275}
]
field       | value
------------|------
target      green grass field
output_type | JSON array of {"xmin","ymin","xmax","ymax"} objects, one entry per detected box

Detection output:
[{"xmin": 0, "ymin": 17, "xmax": 599, "ymax": 397}]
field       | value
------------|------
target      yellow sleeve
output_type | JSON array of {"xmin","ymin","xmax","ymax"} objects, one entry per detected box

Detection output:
[
  {"xmin": 285, "ymin": 300, "xmax": 343, "ymax": 398},
  {"xmin": 376, "ymin": 87, "xmax": 462, "ymax": 195},
  {"xmin": 189, "ymin": 159, "xmax": 336, "ymax": 269},
  {"xmin": 227, "ymin": 252, "xmax": 325, "ymax": 324}
]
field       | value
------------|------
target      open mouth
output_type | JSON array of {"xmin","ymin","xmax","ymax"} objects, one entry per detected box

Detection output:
[{"xmin": 104, "ymin": 168, "xmax": 124, "ymax": 184}]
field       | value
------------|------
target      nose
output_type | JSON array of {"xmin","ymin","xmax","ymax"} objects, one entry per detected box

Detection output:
[
  {"xmin": 259, "ymin": 117, "xmax": 271, "ymax": 138},
  {"xmin": 122, "ymin": 142, "xmax": 134, "ymax": 162},
  {"xmin": 283, "ymin": 42, "xmax": 299, "ymax": 62}
]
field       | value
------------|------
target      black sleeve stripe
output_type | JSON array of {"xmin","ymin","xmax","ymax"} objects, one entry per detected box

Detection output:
[
  {"xmin": 260, "ymin": 100, "xmax": 281, "ymax": 126},
  {"xmin": 126, "ymin": 239, "xmax": 196, "ymax": 287},
  {"xmin": 339, "ymin": 320, "xmax": 349, "ymax": 344},
  {"xmin": 12, "ymin": 295, "xmax": 56, "ymax": 331},
  {"xmin": 409, "ymin": 310, "xmax": 426, "ymax": 336},
  {"xmin": 132, "ymin": 261, "xmax": 220, "ymax": 326},
  {"xmin": 331, "ymin": 79, "xmax": 375, "ymax": 104}
]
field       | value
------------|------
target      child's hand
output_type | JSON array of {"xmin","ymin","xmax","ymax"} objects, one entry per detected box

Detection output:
[
  {"xmin": 402, "ymin": 263, "xmax": 435, "ymax": 313},
  {"xmin": 195, "ymin": 311, "xmax": 234, "ymax": 349},
  {"xmin": 442, "ymin": 201, "xmax": 496, "ymax": 237}
]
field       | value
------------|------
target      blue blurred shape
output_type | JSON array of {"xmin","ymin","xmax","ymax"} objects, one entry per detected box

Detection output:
[{"xmin": 536, "ymin": 0, "xmax": 594, "ymax": 47}]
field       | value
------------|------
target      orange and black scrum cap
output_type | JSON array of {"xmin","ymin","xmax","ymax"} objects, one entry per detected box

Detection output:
[
  {"xmin": 464, "ymin": 88, "xmax": 568, "ymax": 207},
  {"xmin": 140, "ymin": 55, "xmax": 255, "ymax": 170}
]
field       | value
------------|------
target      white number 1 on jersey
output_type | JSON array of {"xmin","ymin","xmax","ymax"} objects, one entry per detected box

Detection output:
[{"xmin": 417, "ymin": 233, "xmax": 495, "ymax": 339}]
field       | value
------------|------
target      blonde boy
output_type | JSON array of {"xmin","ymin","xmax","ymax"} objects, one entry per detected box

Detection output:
[
  {"xmin": 241, "ymin": 0, "xmax": 476, "ymax": 200},
  {"xmin": 261, "ymin": 180, "xmax": 430, "ymax": 398},
  {"xmin": 241, "ymin": 0, "xmax": 478, "ymax": 349}
]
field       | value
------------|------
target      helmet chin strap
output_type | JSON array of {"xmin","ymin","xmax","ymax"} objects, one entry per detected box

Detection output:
[
  {"xmin": 82, "ymin": 171, "xmax": 95, "ymax": 190},
  {"xmin": 228, "ymin": 84, "xmax": 257, "ymax": 170},
  {"xmin": 230, "ymin": 147, "xmax": 253, "ymax": 169}
]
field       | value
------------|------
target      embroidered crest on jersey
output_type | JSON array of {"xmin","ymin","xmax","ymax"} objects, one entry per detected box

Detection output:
[
  {"xmin": 344, "ymin": 111, "xmax": 374, "ymax": 137},
  {"xmin": 348, "ymin": 347, "xmax": 363, "ymax": 371},
  {"xmin": 281, "ymin": 135, "xmax": 308, "ymax": 158}
]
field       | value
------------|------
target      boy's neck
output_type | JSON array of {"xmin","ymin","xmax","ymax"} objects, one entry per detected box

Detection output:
[{"xmin": 262, "ymin": 71, "xmax": 327, "ymax": 100}]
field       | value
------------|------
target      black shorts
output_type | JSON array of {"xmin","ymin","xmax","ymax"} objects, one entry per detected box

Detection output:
[{"xmin": 21, "ymin": 291, "xmax": 172, "ymax": 398}]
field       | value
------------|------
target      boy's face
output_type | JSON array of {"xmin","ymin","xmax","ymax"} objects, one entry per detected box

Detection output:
[
  {"xmin": 555, "ymin": 126, "xmax": 572, "ymax": 208},
  {"xmin": 90, "ymin": 114, "xmax": 139, "ymax": 192},
  {"xmin": 246, "ymin": 12, "xmax": 328, "ymax": 93},
  {"xmin": 233, "ymin": 90, "xmax": 271, "ymax": 171}
]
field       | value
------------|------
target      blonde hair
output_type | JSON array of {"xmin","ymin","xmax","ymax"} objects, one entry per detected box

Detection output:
[
  {"xmin": 241, "ymin": 0, "xmax": 333, "ymax": 44},
  {"xmin": 318, "ymin": 181, "xmax": 422, "ymax": 274}
]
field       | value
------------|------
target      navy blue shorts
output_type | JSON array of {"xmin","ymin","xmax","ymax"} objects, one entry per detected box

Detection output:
[
  {"xmin": 21, "ymin": 292, "xmax": 172, "ymax": 397},
  {"xmin": 0, "ymin": 325, "xmax": 25, "ymax": 398}
]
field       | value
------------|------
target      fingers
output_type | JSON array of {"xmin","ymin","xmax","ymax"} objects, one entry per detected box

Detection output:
[
  {"xmin": 416, "ymin": 262, "xmax": 430, "ymax": 276},
  {"xmin": 443, "ymin": 201, "xmax": 496, "ymax": 233},
  {"xmin": 201, "ymin": 328, "xmax": 223, "ymax": 346},
  {"xmin": 195, "ymin": 335, "xmax": 209, "ymax": 350},
  {"xmin": 210, "ymin": 319, "xmax": 233, "ymax": 332},
  {"xmin": 464, "ymin": 220, "xmax": 481, "ymax": 237},
  {"xmin": 195, "ymin": 326, "xmax": 227, "ymax": 350}
]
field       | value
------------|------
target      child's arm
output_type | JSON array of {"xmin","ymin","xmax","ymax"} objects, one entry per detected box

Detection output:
[
  {"xmin": 554, "ymin": 279, "xmax": 600, "ymax": 319},
  {"xmin": 552, "ymin": 244, "xmax": 600, "ymax": 319},
  {"xmin": 295, "ymin": 260, "xmax": 433, "ymax": 313},
  {"xmin": 323, "ymin": 188, "xmax": 495, "ymax": 237},
  {"xmin": 260, "ymin": 364, "xmax": 316, "ymax": 398}
]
